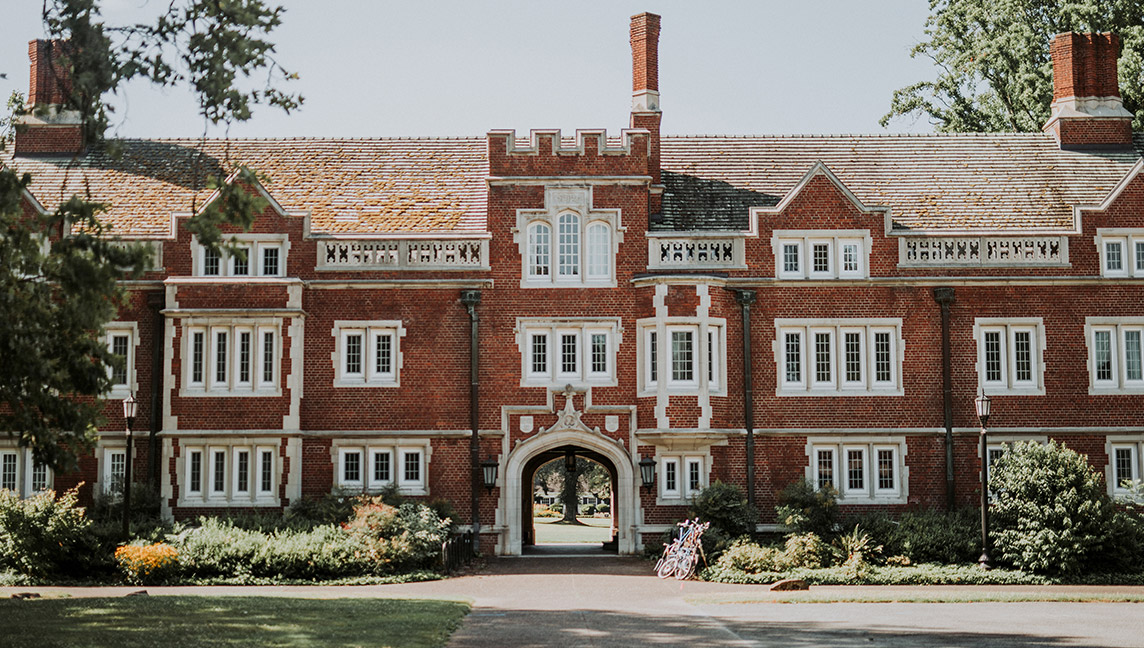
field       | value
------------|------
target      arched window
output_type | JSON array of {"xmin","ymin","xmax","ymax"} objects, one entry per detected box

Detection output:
[
  {"xmin": 528, "ymin": 222, "xmax": 550, "ymax": 277},
  {"xmin": 557, "ymin": 212, "xmax": 580, "ymax": 277},
  {"xmin": 586, "ymin": 222, "xmax": 610, "ymax": 279}
]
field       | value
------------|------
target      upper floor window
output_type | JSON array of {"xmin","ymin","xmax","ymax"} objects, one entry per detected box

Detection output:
[
  {"xmin": 1086, "ymin": 318, "xmax": 1144, "ymax": 393},
  {"xmin": 808, "ymin": 438, "xmax": 906, "ymax": 503},
  {"xmin": 332, "ymin": 321, "xmax": 404, "ymax": 387},
  {"xmin": 192, "ymin": 235, "xmax": 288, "ymax": 278},
  {"xmin": 182, "ymin": 319, "xmax": 281, "ymax": 396},
  {"xmin": 775, "ymin": 319, "xmax": 902, "ymax": 395},
  {"xmin": 518, "ymin": 319, "xmax": 620, "ymax": 387},
  {"xmin": 105, "ymin": 322, "xmax": 139, "ymax": 398},
  {"xmin": 772, "ymin": 230, "xmax": 871, "ymax": 280},
  {"xmin": 640, "ymin": 320, "xmax": 725, "ymax": 394},
  {"xmin": 516, "ymin": 187, "xmax": 623, "ymax": 288},
  {"xmin": 973, "ymin": 318, "xmax": 1045, "ymax": 396},
  {"xmin": 1096, "ymin": 229, "xmax": 1144, "ymax": 278}
]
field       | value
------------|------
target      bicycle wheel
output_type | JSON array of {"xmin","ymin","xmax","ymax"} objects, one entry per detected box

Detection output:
[
  {"xmin": 656, "ymin": 554, "xmax": 678, "ymax": 579},
  {"xmin": 674, "ymin": 552, "xmax": 697, "ymax": 580}
]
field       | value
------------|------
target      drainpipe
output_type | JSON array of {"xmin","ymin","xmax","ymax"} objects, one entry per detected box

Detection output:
[
  {"xmin": 460, "ymin": 290, "xmax": 482, "ymax": 552},
  {"xmin": 147, "ymin": 291, "xmax": 165, "ymax": 490},
  {"xmin": 732, "ymin": 289, "xmax": 757, "ymax": 512},
  {"xmin": 933, "ymin": 287, "xmax": 956, "ymax": 511}
]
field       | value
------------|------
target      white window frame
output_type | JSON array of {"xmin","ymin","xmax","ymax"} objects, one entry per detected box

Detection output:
[
  {"xmin": 102, "ymin": 446, "xmax": 127, "ymax": 498},
  {"xmin": 515, "ymin": 187, "xmax": 622, "ymax": 289},
  {"xmin": 179, "ymin": 442, "xmax": 280, "ymax": 506},
  {"xmin": 181, "ymin": 319, "xmax": 282, "ymax": 396},
  {"xmin": 806, "ymin": 437, "xmax": 907, "ymax": 504},
  {"xmin": 656, "ymin": 452, "xmax": 709, "ymax": 503},
  {"xmin": 517, "ymin": 319, "xmax": 620, "ymax": 387},
  {"xmin": 1095, "ymin": 229, "xmax": 1144, "ymax": 278},
  {"xmin": 332, "ymin": 320, "xmax": 404, "ymax": 387},
  {"xmin": 192, "ymin": 234, "xmax": 289, "ymax": 278},
  {"xmin": 639, "ymin": 319, "xmax": 726, "ymax": 396},
  {"xmin": 332, "ymin": 439, "xmax": 430, "ymax": 495},
  {"xmin": 1085, "ymin": 318, "xmax": 1144, "ymax": 394},
  {"xmin": 775, "ymin": 319, "xmax": 904, "ymax": 396},
  {"xmin": 772, "ymin": 230, "xmax": 871, "ymax": 280},
  {"xmin": 1106, "ymin": 436, "xmax": 1144, "ymax": 499},
  {"xmin": 973, "ymin": 318, "xmax": 1046, "ymax": 396},
  {"xmin": 0, "ymin": 447, "xmax": 54, "ymax": 497},
  {"xmin": 105, "ymin": 322, "xmax": 140, "ymax": 398}
]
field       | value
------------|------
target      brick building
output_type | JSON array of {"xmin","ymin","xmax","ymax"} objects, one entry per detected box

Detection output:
[{"xmin": 3, "ymin": 14, "xmax": 1143, "ymax": 555}]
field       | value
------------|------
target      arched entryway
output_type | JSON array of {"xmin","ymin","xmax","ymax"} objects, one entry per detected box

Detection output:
[
  {"xmin": 523, "ymin": 448, "xmax": 617, "ymax": 551},
  {"xmin": 500, "ymin": 428, "xmax": 636, "ymax": 555}
]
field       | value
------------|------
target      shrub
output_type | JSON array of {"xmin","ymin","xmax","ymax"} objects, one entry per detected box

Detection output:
[
  {"xmin": 690, "ymin": 481, "xmax": 757, "ymax": 538},
  {"xmin": 0, "ymin": 487, "xmax": 96, "ymax": 577},
  {"xmin": 550, "ymin": 503, "xmax": 563, "ymax": 514},
  {"xmin": 776, "ymin": 479, "xmax": 838, "ymax": 538},
  {"xmin": 597, "ymin": 503, "xmax": 610, "ymax": 515},
  {"xmin": 833, "ymin": 525, "xmax": 882, "ymax": 578},
  {"xmin": 579, "ymin": 504, "xmax": 595, "ymax": 516},
  {"xmin": 344, "ymin": 498, "xmax": 451, "ymax": 574},
  {"xmin": 115, "ymin": 543, "xmax": 179, "ymax": 584},
  {"xmin": 285, "ymin": 493, "xmax": 357, "ymax": 525},
  {"xmin": 896, "ymin": 508, "xmax": 979, "ymax": 564},
  {"xmin": 783, "ymin": 532, "xmax": 831, "ymax": 569},
  {"xmin": 989, "ymin": 440, "xmax": 1113, "ymax": 576},
  {"xmin": 174, "ymin": 517, "xmax": 265, "ymax": 578},
  {"xmin": 716, "ymin": 538, "xmax": 784, "ymax": 573}
]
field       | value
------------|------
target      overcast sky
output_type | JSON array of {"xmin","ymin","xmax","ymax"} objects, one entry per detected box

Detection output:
[{"xmin": 1, "ymin": 1, "xmax": 938, "ymax": 139}]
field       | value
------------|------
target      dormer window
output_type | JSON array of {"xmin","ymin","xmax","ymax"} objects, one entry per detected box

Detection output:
[
  {"xmin": 772, "ymin": 230, "xmax": 871, "ymax": 280},
  {"xmin": 193, "ymin": 235, "xmax": 288, "ymax": 278},
  {"xmin": 516, "ymin": 187, "xmax": 623, "ymax": 288}
]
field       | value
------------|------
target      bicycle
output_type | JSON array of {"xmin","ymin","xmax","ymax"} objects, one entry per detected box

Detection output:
[{"xmin": 654, "ymin": 518, "xmax": 709, "ymax": 580}]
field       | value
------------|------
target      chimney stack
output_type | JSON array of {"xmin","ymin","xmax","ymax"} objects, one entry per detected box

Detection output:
[
  {"xmin": 630, "ymin": 12, "xmax": 662, "ymax": 188},
  {"xmin": 1043, "ymin": 32, "xmax": 1133, "ymax": 150},
  {"xmin": 14, "ymin": 39, "xmax": 85, "ymax": 156}
]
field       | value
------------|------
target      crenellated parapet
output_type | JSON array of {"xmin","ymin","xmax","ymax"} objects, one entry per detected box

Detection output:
[{"xmin": 487, "ymin": 128, "xmax": 653, "ymax": 178}]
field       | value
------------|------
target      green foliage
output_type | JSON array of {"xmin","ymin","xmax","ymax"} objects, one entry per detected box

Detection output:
[
  {"xmin": 989, "ymin": 440, "xmax": 1113, "ymax": 575},
  {"xmin": 596, "ymin": 502, "xmax": 610, "ymax": 515},
  {"xmin": 579, "ymin": 504, "xmax": 595, "ymax": 516},
  {"xmin": 883, "ymin": 0, "xmax": 1144, "ymax": 131},
  {"xmin": 845, "ymin": 508, "xmax": 980, "ymax": 564},
  {"xmin": 715, "ymin": 532, "xmax": 832, "ymax": 574},
  {"xmin": 775, "ymin": 479, "xmax": 838, "ymax": 538},
  {"xmin": 285, "ymin": 492, "xmax": 357, "ymax": 526},
  {"xmin": 832, "ymin": 525, "xmax": 882, "ymax": 578},
  {"xmin": 701, "ymin": 562, "xmax": 1051, "ymax": 586},
  {"xmin": 783, "ymin": 532, "xmax": 831, "ymax": 569},
  {"xmin": 0, "ymin": 487, "xmax": 96, "ymax": 577},
  {"xmin": 689, "ymin": 480, "xmax": 758, "ymax": 538},
  {"xmin": 342, "ymin": 498, "xmax": 451, "ymax": 575}
]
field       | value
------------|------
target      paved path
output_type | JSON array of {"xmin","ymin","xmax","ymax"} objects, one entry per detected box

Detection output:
[{"xmin": 5, "ymin": 557, "xmax": 1144, "ymax": 647}]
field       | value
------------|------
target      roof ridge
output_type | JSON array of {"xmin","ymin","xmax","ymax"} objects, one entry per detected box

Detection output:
[{"xmin": 98, "ymin": 136, "xmax": 486, "ymax": 143}]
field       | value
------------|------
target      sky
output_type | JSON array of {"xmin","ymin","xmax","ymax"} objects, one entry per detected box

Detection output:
[{"xmin": 0, "ymin": 1, "xmax": 939, "ymax": 139}]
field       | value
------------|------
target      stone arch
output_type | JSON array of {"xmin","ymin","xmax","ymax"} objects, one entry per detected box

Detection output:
[{"xmin": 500, "ymin": 428, "xmax": 636, "ymax": 556}]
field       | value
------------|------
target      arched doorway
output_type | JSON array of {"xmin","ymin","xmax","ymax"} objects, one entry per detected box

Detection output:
[
  {"xmin": 523, "ymin": 449, "xmax": 617, "ymax": 550},
  {"xmin": 500, "ymin": 428, "xmax": 636, "ymax": 555}
]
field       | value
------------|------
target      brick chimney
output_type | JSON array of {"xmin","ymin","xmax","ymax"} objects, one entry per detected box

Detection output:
[
  {"xmin": 630, "ymin": 12, "xmax": 662, "ymax": 187},
  {"xmin": 1043, "ymin": 32, "xmax": 1133, "ymax": 150},
  {"xmin": 14, "ymin": 39, "xmax": 85, "ymax": 156}
]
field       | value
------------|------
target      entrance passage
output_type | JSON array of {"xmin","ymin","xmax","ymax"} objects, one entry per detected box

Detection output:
[{"xmin": 522, "ymin": 447, "xmax": 617, "ymax": 555}]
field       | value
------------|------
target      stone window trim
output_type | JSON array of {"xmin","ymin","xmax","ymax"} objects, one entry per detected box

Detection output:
[
  {"xmin": 331, "ymin": 438, "xmax": 431, "ymax": 496},
  {"xmin": 513, "ymin": 186, "xmax": 624, "ymax": 289},
  {"xmin": 191, "ymin": 234, "xmax": 290, "ymax": 278},
  {"xmin": 638, "ymin": 317, "xmax": 727, "ymax": 397},
  {"xmin": 771, "ymin": 229, "xmax": 872, "ymax": 280},
  {"xmin": 179, "ymin": 317, "xmax": 282, "ymax": 397},
  {"xmin": 95, "ymin": 440, "xmax": 128, "ymax": 499},
  {"xmin": 1085, "ymin": 317, "xmax": 1144, "ymax": 394},
  {"xmin": 331, "ymin": 320, "xmax": 405, "ymax": 387},
  {"xmin": 1106, "ymin": 436, "xmax": 1144, "ymax": 499},
  {"xmin": 773, "ymin": 318, "xmax": 904, "ymax": 397},
  {"xmin": 105, "ymin": 321, "xmax": 140, "ymax": 399},
  {"xmin": 655, "ymin": 450, "xmax": 711, "ymax": 505},
  {"xmin": 973, "ymin": 318, "xmax": 1046, "ymax": 396},
  {"xmin": 176, "ymin": 439, "xmax": 281, "ymax": 507},
  {"xmin": 1094, "ymin": 229, "xmax": 1144, "ymax": 278},
  {"xmin": 0, "ymin": 446, "xmax": 53, "ymax": 497},
  {"xmin": 516, "ymin": 318, "xmax": 622, "ymax": 388},
  {"xmin": 804, "ymin": 436, "xmax": 908, "ymax": 504}
]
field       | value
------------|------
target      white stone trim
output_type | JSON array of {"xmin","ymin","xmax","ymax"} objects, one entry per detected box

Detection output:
[
  {"xmin": 973, "ymin": 318, "xmax": 1047, "ymax": 396},
  {"xmin": 330, "ymin": 320, "xmax": 405, "ymax": 388},
  {"xmin": 328, "ymin": 437, "xmax": 431, "ymax": 496},
  {"xmin": 804, "ymin": 435, "xmax": 909, "ymax": 505},
  {"xmin": 1084, "ymin": 317, "xmax": 1144, "ymax": 395},
  {"xmin": 513, "ymin": 186, "xmax": 624, "ymax": 289},
  {"xmin": 105, "ymin": 321, "xmax": 141, "ymax": 399},
  {"xmin": 773, "ymin": 318, "xmax": 905, "ymax": 396}
]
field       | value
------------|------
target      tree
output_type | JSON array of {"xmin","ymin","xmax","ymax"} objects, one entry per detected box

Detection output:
[
  {"xmin": 532, "ymin": 457, "xmax": 611, "ymax": 523},
  {"xmin": 882, "ymin": 0, "xmax": 1144, "ymax": 132},
  {"xmin": 0, "ymin": 0, "xmax": 301, "ymax": 470}
]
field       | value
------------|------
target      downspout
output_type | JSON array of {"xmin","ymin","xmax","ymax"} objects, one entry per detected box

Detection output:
[
  {"xmin": 733, "ymin": 289, "xmax": 757, "ymax": 512},
  {"xmin": 147, "ymin": 291, "xmax": 165, "ymax": 490},
  {"xmin": 460, "ymin": 290, "xmax": 482, "ymax": 552},
  {"xmin": 933, "ymin": 287, "xmax": 956, "ymax": 511}
]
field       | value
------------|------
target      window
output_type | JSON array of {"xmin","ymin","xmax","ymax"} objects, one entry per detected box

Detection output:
[
  {"xmin": 332, "ymin": 321, "xmax": 403, "ymax": 387},
  {"xmin": 193, "ymin": 236, "xmax": 287, "ymax": 278},
  {"xmin": 103, "ymin": 448, "xmax": 126, "ymax": 497},
  {"xmin": 1096, "ymin": 230, "xmax": 1144, "ymax": 278},
  {"xmin": 105, "ymin": 324, "xmax": 138, "ymax": 396},
  {"xmin": 528, "ymin": 223, "xmax": 550, "ymax": 277},
  {"xmin": 659, "ymin": 454, "xmax": 706, "ymax": 501},
  {"xmin": 776, "ymin": 320, "xmax": 902, "ymax": 395},
  {"xmin": 334, "ymin": 441, "xmax": 429, "ymax": 495},
  {"xmin": 1087, "ymin": 319, "xmax": 1144, "ymax": 393},
  {"xmin": 1107, "ymin": 438, "xmax": 1144, "ymax": 497},
  {"xmin": 808, "ymin": 439, "xmax": 905, "ymax": 502},
  {"xmin": 516, "ymin": 187, "xmax": 620, "ymax": 288},
  {"xmin": 181, "ymin": 443, "xmax": 279, "ymax": 505},
  {"xmin": 641, "ymin": 321, "xmax": 725, "ymax": 394},
  {"xmin": 974, "ymin": 319, "xmax": 1045, "ymax": 395},
  {"xmin": 773, "ymin": 231, "xmax": 870, "ymax": 279},
  {"xmin": 518, "ymin": 319, "xmax": 619, "ymax": 386},
  {"xmin": 182, "ymin": 320, "xmax": 280, "ymax": 395},
  {"xmin": 0, "ymin": 449, "xmax": 53, "ymax": 497}
]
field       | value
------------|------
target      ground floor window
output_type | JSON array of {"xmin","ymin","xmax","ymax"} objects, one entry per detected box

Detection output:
[
  {"xmin": 656, "ymin": 452, "xmax": 708, "ymax": 503},
  {"xmin": 178, "ymin": 441, "xmax": 280, "ymax": 506},
  {"xmin": 0, "ymin": 447, "xmax": 53, "ymax": 497},
  {"xmin": 806, "ymin": 437, "xmax": 907, "ymax": 503},
  {"xmin": 333, "ymin": 439, "xmax": 430, "ymax": 495},
  {"xmin": 1108, "ymin": 437, "xmax": 1144, "ymax": 498}
]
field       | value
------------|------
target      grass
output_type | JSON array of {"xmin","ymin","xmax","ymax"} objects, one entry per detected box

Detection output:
[
  {"xmin": 534, "ymin": 516, "xmax": 612, "ymax": 544},
  {"xmin": 0, "ymin": 596, "xmax": 470, "ymax": 648},
  {"xmin": 689, "ymin": 590, "xmax": 1144, "ymax": 605}
]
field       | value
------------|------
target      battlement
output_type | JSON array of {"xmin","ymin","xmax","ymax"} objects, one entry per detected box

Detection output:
[{"xmin": 487, "ymin": 128, "xmax": 653, "ymax": 177}]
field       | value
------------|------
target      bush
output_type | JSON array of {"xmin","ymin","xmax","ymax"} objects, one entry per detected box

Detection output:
[
  {"xmin": 285, "ymin": 492, "xmax": 357, "ymax": 525},
  {"xmin": 115, "ymin": 543, "xmax": 179, "ymax": 584},
  {"xmin": 897, "ymin": 508, "xmax": 980, "ymax": 564},
  {"xmin": 989, "ymin": 440, "xmax": 1113, "ymax": 576},
  {"xmin": 344, "ymin": 498, "xmax": 451, "ymax": 574},
  {"xmin": 596, "ymin": 503, "xmax": 610, "ymax": 515},
  {"xmin": 550, "ymin": 503, "xmax": 563, "ymax": 514},
  {"xmin": 579, "ymin": 504, "xmax": 596, "ymax": 516},
  {"xmin": 701, "ymin": 562, "xmax": 1051, "ymax": 586},
  {"xmin": 689, "ymin": 481, "xmax": 757, "ymax": 538},
  {"xmin": 776, "ymin": 479, "xmax": 838, "ymax": 538},
  {"xmin": 783, "ymin": 532, "xmax": 831, "ymax": 569},
  {"xmin": 0, "ymin": 487, "xmax": 96, "ymax": 577},
  {"xmin": 716, "ymin": 538, "xmax": 784, "ymax": 573}
]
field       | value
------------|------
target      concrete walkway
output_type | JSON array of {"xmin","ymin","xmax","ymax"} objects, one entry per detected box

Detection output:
[{"xmin": 5, "ymin": 557, "xmax": 1144, "ymax": 647}]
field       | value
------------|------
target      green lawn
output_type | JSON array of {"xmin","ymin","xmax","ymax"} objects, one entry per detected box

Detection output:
[
  {"xmin": 0, "ymin": 596, "xmax": 469, "ymax": 648},
  {"xmin": 534, "ymin": 516, "xmax": 613, "ymax": 544}
]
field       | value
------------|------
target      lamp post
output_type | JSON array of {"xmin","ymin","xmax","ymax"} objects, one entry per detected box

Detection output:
[
  {"xmin": 122, "ymin": 394, "xmax": 137, "ymax": 540},
  {"xmin": 975, "ymin": 392, "xmax": 992, "ymax": 569}
]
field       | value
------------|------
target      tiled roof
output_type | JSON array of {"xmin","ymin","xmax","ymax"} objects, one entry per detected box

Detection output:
[
  {"xmin": 660, "ymin": 133, "xmax": 1144, "ymax": 232},
  {"xmin": 5, "ymin": 138, "xmax": 488, "ymax": 236}
]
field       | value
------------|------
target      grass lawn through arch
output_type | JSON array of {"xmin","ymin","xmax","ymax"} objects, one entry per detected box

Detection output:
[{"xmin": 534, "ymin": 516, "xmax": 613, "ymax": 544}]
